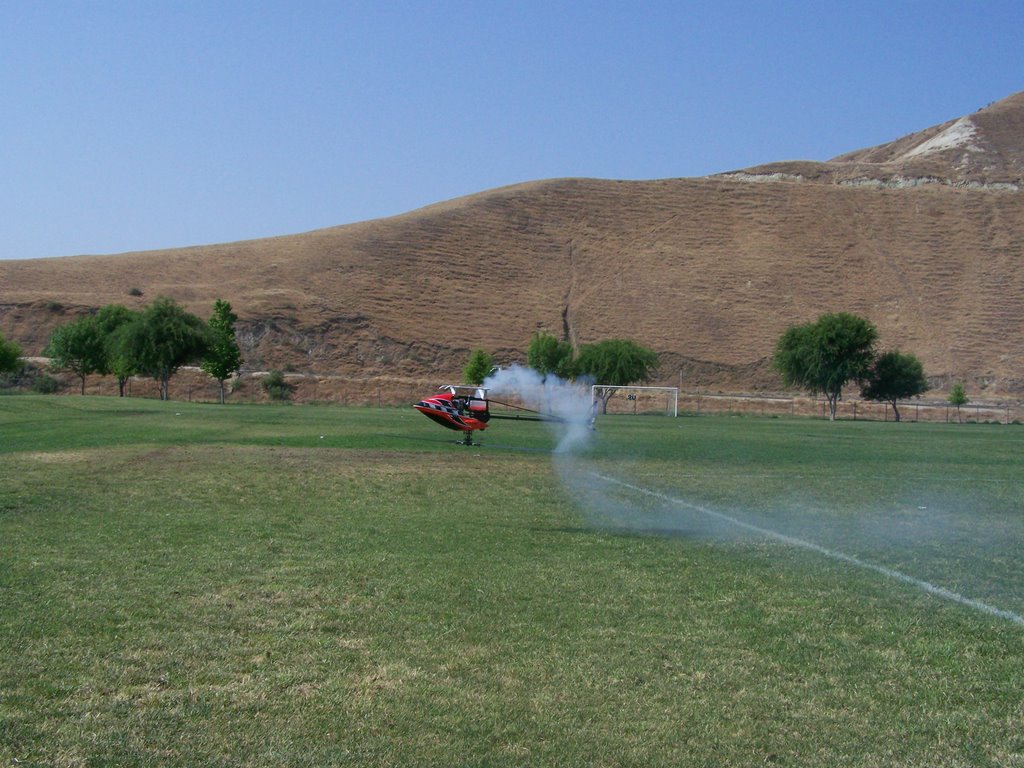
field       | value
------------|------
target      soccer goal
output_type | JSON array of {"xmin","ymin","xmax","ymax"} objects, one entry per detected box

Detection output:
[{"xmin": 591, "ymin": 385, "xmax": 679, "ymax": 417}]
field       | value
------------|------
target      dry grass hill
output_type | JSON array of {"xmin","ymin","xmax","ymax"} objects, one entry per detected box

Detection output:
[{"xmin": 2, "ymin": 92, "xmax": 1023, "ymax": 396}]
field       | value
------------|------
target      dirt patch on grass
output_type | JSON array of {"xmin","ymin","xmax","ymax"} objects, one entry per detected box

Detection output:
[{"xmin": 21, "ymin": 450, "xmax": 95, "ymax": 463}]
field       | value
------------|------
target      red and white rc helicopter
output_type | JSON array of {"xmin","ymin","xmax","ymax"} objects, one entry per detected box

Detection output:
[{"xmin": 413, "ymin": 385, "xmax": 565, "ymax": 446}]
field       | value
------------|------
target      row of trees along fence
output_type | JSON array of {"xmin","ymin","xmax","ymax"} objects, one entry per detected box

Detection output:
[
  {"xmin": 6, "ymin": 365, "xmax": 438, "ymax": 408},
  {"xmin": 42, "ymin": 297, "xmax": 241, "ymax": 402},
  {"xmin": 9, "ymin": 360, "xmax": 1020, "ymax": 424},
  {"xmin": 15, "ymin": 307, "xmax": 1020, "ymax": 423}
]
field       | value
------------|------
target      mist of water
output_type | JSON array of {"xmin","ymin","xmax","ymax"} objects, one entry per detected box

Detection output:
[
  {"xmin": 484, "ymin": 367, "xmax": 1022, "ymax": 626},
  {"xmin": 592, "ymin": 472, "xmax": 1024, "ymax": 626}
]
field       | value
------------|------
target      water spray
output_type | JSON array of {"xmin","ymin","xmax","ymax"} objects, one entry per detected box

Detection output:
[{"xmin": 593, "ymin": 471, "xmax": 1024, "ymax": 628}]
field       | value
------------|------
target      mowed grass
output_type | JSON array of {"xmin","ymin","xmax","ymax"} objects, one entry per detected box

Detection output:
[{"xmin": 1, "ymin": 396, "xmax": 1023, "ymax": 767}]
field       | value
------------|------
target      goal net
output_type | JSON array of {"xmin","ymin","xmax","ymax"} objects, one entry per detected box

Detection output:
[{"xmin": 591, "ymin": 385, "xmax": 679, "ymax": 417}]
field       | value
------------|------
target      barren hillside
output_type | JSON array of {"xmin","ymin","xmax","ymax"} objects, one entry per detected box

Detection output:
[{"xmin": 2, "ymin": 92, "xmax": 1023, "ymax": 394}]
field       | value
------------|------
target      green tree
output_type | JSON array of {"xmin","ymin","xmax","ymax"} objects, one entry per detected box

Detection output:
[
  {"xmin": 201, "ymin": 299, "xmax": 243, "ymax": 404},
  {"xmin": 527, "ymin": 331, "xmax": 575, "ymax": 380},
  {"xmin": 118, "ymin": 297, "xmax": 210, "ymax": 401},
  {"xmin": 96, "ymin": 305, "xmax": 139, "ymax": 396},
  {"xmin": 45, "ymin": 316, "xmax": 107, "ymax": 394},
  {"xmin": 0, "ymin": 332, "xmax": 22, "ymax": 374},
  {"xmin": 575, "ymin": 339, "xmax": 659, "ymax": 414},
  {"xmin": 860, "ymin": 350, "xmax": 929, "ymax": 422},
  {"xmin": 463, "ymin": 348, "xmax": 494, "ymax": 386},
  {"xmin": 948, "ymin": 382, "xmax": 969, "ymax": 423},
  {"xmin": 95, "ymin": 303, "xmax": 136, "ymax": 334},
  {"xmin": 773, "ymin": 313, "xmax": 877, "ymax": 421}
]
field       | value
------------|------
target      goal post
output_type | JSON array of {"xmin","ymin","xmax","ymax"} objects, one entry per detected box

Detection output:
[{"xmin": 591, "ymin": 385, "xmax": 679, "ymax": 417}]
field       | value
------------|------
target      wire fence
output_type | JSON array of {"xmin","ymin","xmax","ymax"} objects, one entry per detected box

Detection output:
[{"xmin": 677, "ymin": 391, "xmax": 1020, "ymax": 424}]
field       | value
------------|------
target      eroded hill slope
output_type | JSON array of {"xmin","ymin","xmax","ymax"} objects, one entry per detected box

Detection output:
[{"xmin": 2, "ymin": 93, "xmax": 1022, "ymax": 393}]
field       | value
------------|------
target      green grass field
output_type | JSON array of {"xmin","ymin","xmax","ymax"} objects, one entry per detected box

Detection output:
[{"xmin": 2, "ymin": 396, "xmax": 1023, "ymax": 766}]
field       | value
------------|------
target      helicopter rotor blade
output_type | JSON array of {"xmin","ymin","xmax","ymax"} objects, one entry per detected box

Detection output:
[{"xmin": 486, "ymin": 398, "xmax": 570, "ymax": 423}]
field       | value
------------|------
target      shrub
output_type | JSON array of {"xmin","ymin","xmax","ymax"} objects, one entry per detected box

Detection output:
[
  {"xmin": 32, "ymin": 374, "xmax": 62, "ymax": 394},
  {"xmin": 262, "ymin": 370, "xmax": 293, "ymax": 401},
  {"xmin": 0, "ymin": 332, "xmax": 22, "ymax": 375}
]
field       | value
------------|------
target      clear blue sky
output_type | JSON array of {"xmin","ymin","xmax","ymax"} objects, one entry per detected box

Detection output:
[{"xmin": 2, "ymin": 1, "xmax": 1021, "ymax": 260}]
